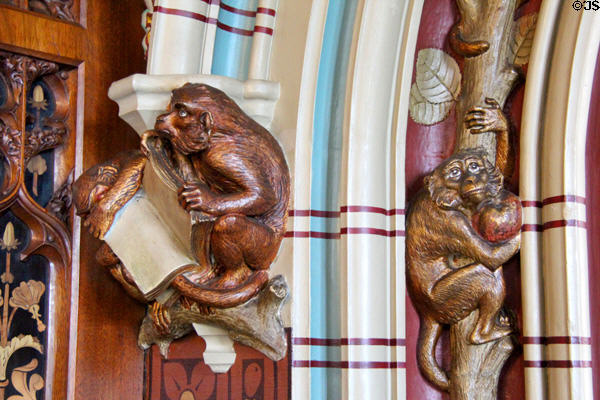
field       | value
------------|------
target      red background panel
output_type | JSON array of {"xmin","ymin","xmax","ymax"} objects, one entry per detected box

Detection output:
[{"xmin": 404, "ymin": 0, "xmax": 542, "ymax": 399}]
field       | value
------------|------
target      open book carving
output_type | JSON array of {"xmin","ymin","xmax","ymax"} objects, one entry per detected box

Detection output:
[{"xmin": 73, "ymin": 83, "xmax": 290, "ymax": 360}]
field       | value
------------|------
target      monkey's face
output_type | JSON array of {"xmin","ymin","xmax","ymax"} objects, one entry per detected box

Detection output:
[
  {"xmin": 154, "ymin": 98, "xmax": 213, "ymax": 155},
  {"xmin": 427, "ymin": 149, "xmax": 502, "ymax": 211},
  {"xmin": 442, "ymin": 156, "xmax": 488, "ymax": 206}
]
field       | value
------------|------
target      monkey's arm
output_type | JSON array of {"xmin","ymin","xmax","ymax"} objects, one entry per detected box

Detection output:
[
  {"xmin": 442, "ymin": 210, "xmax": 520, "ymax": 270},
  {"xmin": 179, "ymin": 154, "xmax": 278, "ymax": 216}
]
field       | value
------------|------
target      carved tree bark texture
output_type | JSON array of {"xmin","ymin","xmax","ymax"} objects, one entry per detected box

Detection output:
[
  {"xmin": 450, "ymin": 1, "xmax": 521, "ymax": 399},
  {"xmin": 453, "ymin": 0, "xmax": 520, "ymax": 157},
  {"xmin": 449, "ymin": 313, "xmax": 514, "ymax": 400}
]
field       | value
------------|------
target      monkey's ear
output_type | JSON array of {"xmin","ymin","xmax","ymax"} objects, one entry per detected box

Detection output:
[
  {"xmin": 200, "ymin": 112, "xmax": 214, "ymax": 136},
  {"xmin": 426, "ymin": 173, "xmax": 462, "ymax": 209},
  {"xmin": 484, "ymin": 158, "xmax": 503, "ymax": 197}
]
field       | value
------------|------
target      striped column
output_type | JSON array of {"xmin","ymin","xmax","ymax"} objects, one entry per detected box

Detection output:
[
  {"xmin": 290, "ymin": 0, "xmax": 328, "ymax": 397},
  {"xmin": 200, "ymin": 0, "xmax": 221, "ymax": 74},
  {"xmin": 290, "ymin": 0, "xmax": 423, "ymax": 398},
  {"xmin": 536, "ymin": 4, "xmax": 600, "ymax": 399},
  {"xmin": 248, "ymin": 0, "xmax": 278, "ymax": 80},
  {"xmin": 147, "ymin": 0, "xmax": 213, "ymax": 74},
  {"xmin": 211, "ymin": 0, "xmax": 258, "ymax": 80},
  {"xmin": 518, "ymin": 2, "xmax": 561, "ymax": 399}
]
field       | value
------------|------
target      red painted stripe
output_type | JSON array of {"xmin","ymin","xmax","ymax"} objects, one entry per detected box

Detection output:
[
  {"xmin": 217, "ymin": 21, "xmax": 254, "ymax": 36},
  {"xmin": 254, "ymin": 26, "xmax": 274, "ymax": 35},
  {"xmin": 257, "ymin": 7, "xmax": 276, "ymax": 16},
  {"xmin": 341, "ymin": 206, "xmax": 405, "ymax": 216},
  {"xmin": 522, "ymin": 336, "xmax": 593, "ymax": 345},
  {"xmin": 522, "ymin": 200, "xmax": 543, "ymax": 208},
  {"xmin": 289, "ymin": 210, "xmax": 340, "ymax": 218},
  {"xmin": 289, "ymin": 207, "xmax": 405, "ymax": 217},
  {"xmin": 341, "ymin": 227, "xmax": 405, "ymax": 237},
  {"xmin": 153, "ymin": 6, "xmax": 217, "ymax": 24},
  {"xmin": 524, "ymin": 360, "xmax": 593, "ymax": 368},
  {"xmin": 542, "ymin": 219, "xmax": 587, "ymax": 230},
  {"xmin": 542, "ymin": 195, "xmax": 586, "ymax": 206},
  {"xmin": 522, "ymin": 224, "xmax": 542, "ymax": 232},
  {"xmin": 220, "ymin": 2, "xmax": 257, "ymax": 17},
  {"xmin": 521, "ymin": 196, "xmax": 586, "ymax": 208},
  {"xmin": 284, "ymin": 228, "xmax": 405, "ymax": 238},
  {"xmin": 292, "ymin": 360, "xmax": 406, "ymax": 369},
  {"xmin": 284, "ymin": 231, "xmax": 340, "ymax": 239},
  {"xmin": 292, "ymin": 337, "xmax": 406, "ymax": 346}
]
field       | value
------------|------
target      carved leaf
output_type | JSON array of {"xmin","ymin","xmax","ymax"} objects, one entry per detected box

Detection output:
[
  {"xmin": 0, "ymin": 336, "xmax": 43, "ymax": 381},
  {"xmin": 409, "ymin": 83, "xmax": 454, "ymax": 125},
  {"xmin": 7, "ymin": 359, "xmax": 44, "ymax": 400},
  {"xmin": 415, "ymin": 48, "xmax": 461, "ymax": 104},
  {"xmin": 510, "ymin": 13, "xmax": 538, "ymax": 67}
]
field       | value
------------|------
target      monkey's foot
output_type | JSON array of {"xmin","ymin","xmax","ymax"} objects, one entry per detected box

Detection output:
[
  {"xmin": 151, "ymin": 302, "xmax": 171, "ymax": 336},
  {"xmin": 469, "ymin": 324, "xmax": 512, "ymax": 345},
  {"xmin": 138, "ymin": 275, "xmax": 289, "ymax": 360}
]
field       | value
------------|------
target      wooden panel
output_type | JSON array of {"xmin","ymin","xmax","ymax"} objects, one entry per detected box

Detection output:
[{"xmin": 0, "ymin": 2, "xmax": 147, "ymax": 399}]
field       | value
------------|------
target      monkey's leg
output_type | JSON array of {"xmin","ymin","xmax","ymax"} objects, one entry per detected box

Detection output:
[
  {"xmin": 209, "ymin": 214, "xmax": 278, "ymax": 286},
  {"xmin": 431, "ymin": 264, "xmax": 510, "ymax": 344}
]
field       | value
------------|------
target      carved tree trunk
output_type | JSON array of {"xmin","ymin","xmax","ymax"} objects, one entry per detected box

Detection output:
[
  {"xmin": 450, "ymin": 1, "xmax": 520, "ymax": 399},
  {"xmin": 454, "ymin": 0, "xmax": 520, "ymax": 157},
  {"xmin": 449, "ymin": 312, "xmax": 514, "ymax": 400}
]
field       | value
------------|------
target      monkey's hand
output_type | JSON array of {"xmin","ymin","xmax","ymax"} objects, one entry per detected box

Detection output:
[
  {"xmin": 150, "ymin": 301, "xmax": 171, "ymax": 336},
  {"xmin": 140, "ymin": 130, "xmax": 159, "ymax": 157},
  {"xmin": 84, "ymin": 202, "xmax": 115, "ymax": 240},
  {"xmin": 178, "ymin": 182, "xmax": 213, "ymax": 213},
  {"xmin": 465, "ymin": 98, "xmax": 508, "ymax": 134}
]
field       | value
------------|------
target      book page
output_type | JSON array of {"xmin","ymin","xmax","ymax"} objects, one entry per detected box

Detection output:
[{"xmin": 104, "ymin": 189, "xmax": 196, "ymax": 299}]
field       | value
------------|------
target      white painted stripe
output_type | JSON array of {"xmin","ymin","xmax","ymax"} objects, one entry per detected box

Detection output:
[
  {"xmin": 542, "ymin": 202, "xmax": 586, "ymax": 223},
  {"xmin": 147, "ymin": 0, "xmax": 209, "ymax": 74},
  {"xmin": 545, "ymin": 344, "xmax": 593, "ymax": 362}
]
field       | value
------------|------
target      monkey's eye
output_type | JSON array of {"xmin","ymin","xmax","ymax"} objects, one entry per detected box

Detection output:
[
  {"xmin": 448, "ymin": 167, "xmax": 462, "ymax": 179},
  {"xmin": 178, "ymin": 109, "xmax": 188, "ymax": 118},
  {"xmin": 468, "ymin": 162, "xmax": 480, "ymax": 173}
]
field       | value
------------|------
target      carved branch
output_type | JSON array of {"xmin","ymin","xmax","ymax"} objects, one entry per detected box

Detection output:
[
  {"xmin": 138, "ymin": 275, "xmax": 289, "ymax": 361},
  {"xmin": 452, "ymin": 0, "xmax": 521, "ymax": 158},
  {"xmin": 449, "ymin": 312, "xmax": 514, "ymax": 400}
]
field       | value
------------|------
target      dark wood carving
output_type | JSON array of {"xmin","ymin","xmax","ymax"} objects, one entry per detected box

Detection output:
[
  {"xmin": 29, "ymin": 0, "xmax": 76, "ymax": 22},
  {"xmin": 406, "ymin": 0, "xmax": 535, "ymax": 398},
  {"xmin": 0, "ymin": 51, "xmax": 72, "ymax": 400},
  {"xmin": 74, "ymin": 83, "xmax": 291, "ymax": 361}
]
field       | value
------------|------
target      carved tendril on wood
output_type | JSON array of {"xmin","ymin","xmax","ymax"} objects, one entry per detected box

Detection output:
[{"xmin": 407, "ymin": 1, "xmax": 537, "ymax": 399}]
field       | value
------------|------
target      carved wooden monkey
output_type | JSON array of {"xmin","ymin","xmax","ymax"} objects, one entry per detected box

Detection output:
[
  {"xmin": 145, "ymin": 83, "xmax": 290, "ymax": 312},
  {"xmin": 406, "ymin": 149, "xmax": 521, "ymax": 391}
]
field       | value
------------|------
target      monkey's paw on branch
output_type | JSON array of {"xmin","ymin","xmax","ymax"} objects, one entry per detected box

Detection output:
[{"xmin": 138, "ymin": 275, "xmax": 289, "ymax": 360}]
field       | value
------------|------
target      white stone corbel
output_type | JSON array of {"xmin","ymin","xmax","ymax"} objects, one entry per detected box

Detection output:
[
  {"xmin": 192, "ymin": 323, "xmax": 236, "ymax": 373},
  {"xmin": 108, "ymin": 74, "xmax": 280, "ymax": 135}
]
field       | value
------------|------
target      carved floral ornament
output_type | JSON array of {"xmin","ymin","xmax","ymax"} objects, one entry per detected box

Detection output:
[
  {"xmin": 74, "ymin": 83, "xmax": 290, "ymax": 362},
  {"xmin": 0, "ymin": 50, "xmax": 72, "ymax": 399},
  {"xmin": 406, "ymin": 1, "xmax": 537, "ymax": 398}
]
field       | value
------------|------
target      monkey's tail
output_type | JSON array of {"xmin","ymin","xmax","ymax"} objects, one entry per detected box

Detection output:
[
  {"xmin": 171, "ymin": 270, "xmax": 269, "ymax": 308},
  {"xmin": 417, "ymin": 317, "xmax": 449, "ymax": 391}
]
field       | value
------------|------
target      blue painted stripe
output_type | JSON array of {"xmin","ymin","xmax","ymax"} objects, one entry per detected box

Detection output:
[
  {"xmin": 211, "ymin": 0, "xmax": 257, "ymax": 80},
  {"xmin": 309, "ymin": 0, "xmax": 358, "ymax": 398}
]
